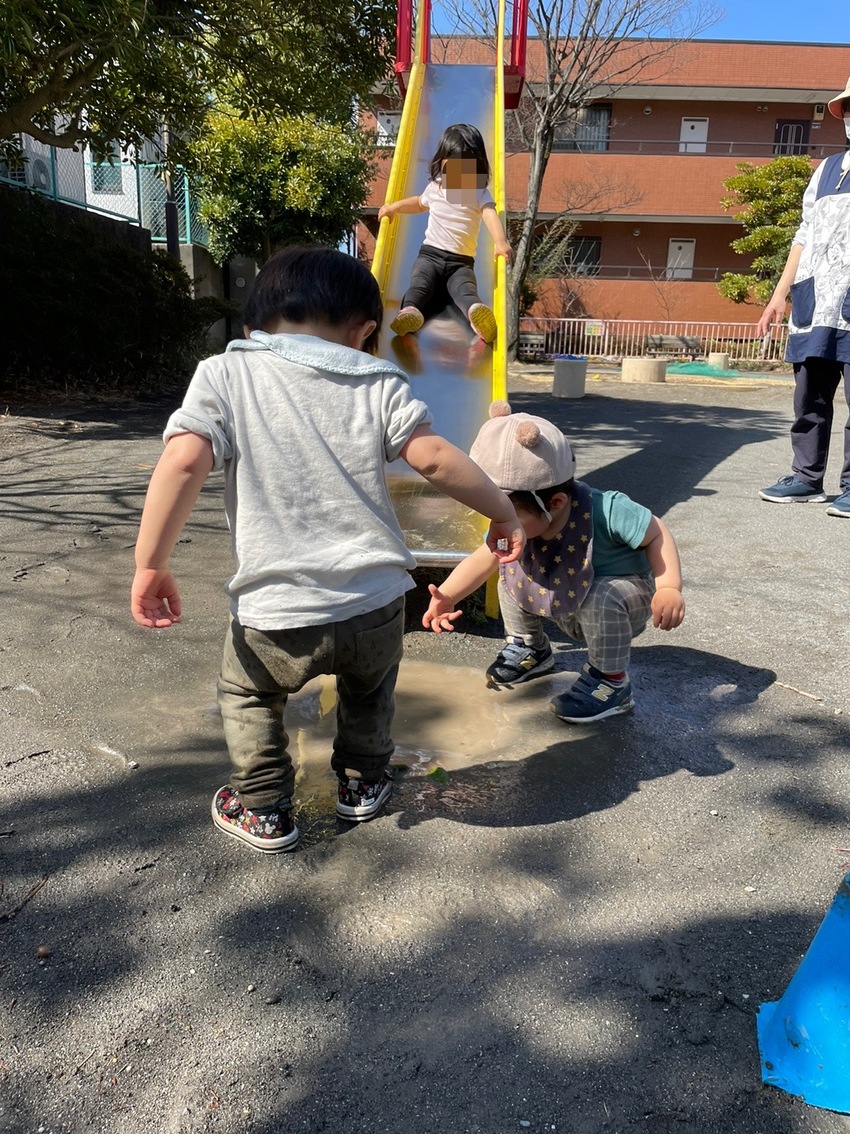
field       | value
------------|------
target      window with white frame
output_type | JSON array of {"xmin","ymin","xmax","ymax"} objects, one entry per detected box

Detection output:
[
  {"xmin": 532, "ymin": 233, "xmax": 601, "ymax": 276},
  {"xmin": 553, "ymin": 105, "xmax": 612, "ymax": 153}
]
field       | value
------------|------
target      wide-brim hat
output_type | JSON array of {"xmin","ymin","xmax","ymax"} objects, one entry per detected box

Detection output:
[{"xmin": 827, "ymin": 76, "xmax": 850, "ymax": 119}]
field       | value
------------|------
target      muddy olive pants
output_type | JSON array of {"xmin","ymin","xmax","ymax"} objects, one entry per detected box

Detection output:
[{"xmin": 217, "ymin": 597, "xmax": 404, "ymax": 810}]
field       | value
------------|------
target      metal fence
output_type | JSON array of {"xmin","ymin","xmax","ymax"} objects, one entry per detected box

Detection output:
[
  {"xmin": 548, "ymin": 139, "xmax": 843, "ymax": 159},
  {"xmin": 518, "ymin": 318, "xmax": 790, "ymax": 363},
  {"xmin": 0, "ymin": 139, "xmax": 208, "ymax": 247}
]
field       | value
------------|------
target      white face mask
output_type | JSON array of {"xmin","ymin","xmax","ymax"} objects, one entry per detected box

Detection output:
[{"xmin": 844, "ymin": 114, "xmax": 850, "ymax": 142}]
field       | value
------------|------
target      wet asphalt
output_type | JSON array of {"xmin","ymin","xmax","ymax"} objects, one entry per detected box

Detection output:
[{"xmin": 1, "ymin": 368, "xmax": 850, "ymax": 1134}]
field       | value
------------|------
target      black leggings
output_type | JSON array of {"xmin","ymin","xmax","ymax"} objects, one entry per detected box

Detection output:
[{"xmin": 402, "ymin": 244, "xmax": 482, "ymax": 319}]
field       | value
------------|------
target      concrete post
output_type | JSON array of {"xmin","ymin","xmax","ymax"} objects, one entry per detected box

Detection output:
[
  {"xmin": 708, "ymin": 352, "xmax": 732, "ymax": 369},
  {"xmin": 621, "ymin": 357, "xmax": 667, "ymax": 384}
]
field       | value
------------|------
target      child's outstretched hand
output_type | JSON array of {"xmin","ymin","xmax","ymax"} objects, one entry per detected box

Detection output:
[
  {"xmin": 378, "ymin": 204, "xmax": 395, "ymax": 222},
  {"xmin": 486, "ymin": 520, "xmax": 525, "ymax": 563},
  {"xmin": 651, "ymin": 587, "xmax": 685, "ymax": 631},
  {"xmin": 494, "ymin": 240, "xmax": 513, "ymax": 263},
  {"xmin": 422, "ymin": 583, "xmax": 462, "ymax": 634},
  {"xmin": 131, "ymin": 567, "xmax": 182, "ymax": 628}
]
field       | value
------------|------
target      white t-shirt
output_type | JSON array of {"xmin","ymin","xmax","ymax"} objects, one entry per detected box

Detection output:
[
  {"xmin": 420, "ymin": 178, "xmax": 496, "ymax": 258},
  {"xmin": 163, "ymin": 332, "xmax": 432, "ymax": 630}
]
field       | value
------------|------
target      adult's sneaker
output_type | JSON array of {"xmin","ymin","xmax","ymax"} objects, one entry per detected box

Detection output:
[
  {"xmin": 827, "ymin": 486, "xmax": 850, "ymax": 517},
  {"xmin": 549, "ymin": 664, "xmax": 635, "ymax": 723},
  {"xmin": 485, "ymin": 639, "xmax": 555, "ymax": 685},
  {"xmin": 211, "ymin": 785, "xmax": 299, "ymax": 853},
  {"xmin": 759, "ymin": 475, "xmax": 827, "ymax": 503},
  {"xmin": 336, "ymin": 771, "xmax": 394, "ymax": 822}
]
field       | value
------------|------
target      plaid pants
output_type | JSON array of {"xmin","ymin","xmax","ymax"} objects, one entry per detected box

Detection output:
[{"xmin": 499, "ymin": 574, "xmax": 654, "ymax": 674}]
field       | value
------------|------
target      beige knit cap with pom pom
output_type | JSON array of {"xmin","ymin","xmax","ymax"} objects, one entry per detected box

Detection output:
[{"xmin": 469, "ymin": 401, "xmax": 576, "ymax": 491}]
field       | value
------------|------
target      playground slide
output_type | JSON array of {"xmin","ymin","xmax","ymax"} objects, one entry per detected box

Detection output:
[{"xmin": 373, "ymin": 62, "xmax": 508, "ymax": 565}]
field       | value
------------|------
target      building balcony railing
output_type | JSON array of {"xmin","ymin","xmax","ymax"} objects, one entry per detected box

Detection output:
[
  {"xmin": 374, "ymin": 131, "xmax": 843, "ymax": 159},
  {"xmin": 546, "ymin": 138, "xmax": 844, "ymax": 159},
  {"xmin": 543, "ymin": 264, "xmax": 728, "ymax": 281},
  {"xmin": 0, "ymin": 143, "xmax": 208, "ymax": 247}
]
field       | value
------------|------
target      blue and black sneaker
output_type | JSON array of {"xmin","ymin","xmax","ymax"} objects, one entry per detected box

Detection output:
[
  {"xmin": 759, "ymin": 475, "xmax": 827, "ymax": 503},
  {"xmin": 549, "ymin": 664, "xmax": 635, "ymax": 723},
  {"xmin": 827, "ymin": 486, "xmax": 850, "ymax": 517},
  {"xmin": 485, "ymin": 638, "xmax": 555, "ymax": 686}
]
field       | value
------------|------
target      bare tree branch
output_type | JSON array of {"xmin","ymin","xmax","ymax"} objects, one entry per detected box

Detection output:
[{"xmin": 433, "ymin": 0, "xmax": 721, "ymax": 351}]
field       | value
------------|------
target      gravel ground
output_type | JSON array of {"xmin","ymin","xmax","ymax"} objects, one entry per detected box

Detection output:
[{"xmin": 1, "ymin": 368, "xmax": 849, "ymax": 1134}]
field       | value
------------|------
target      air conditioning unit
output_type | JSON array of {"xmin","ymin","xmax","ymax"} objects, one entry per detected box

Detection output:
[{"xmin": 27, "ymin": 155, "xmax": 51, "ymax": 191}]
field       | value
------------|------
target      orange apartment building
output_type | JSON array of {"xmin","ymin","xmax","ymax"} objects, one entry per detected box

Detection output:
[{"xmin": 360, "ymin": 38, "xmax": 848, "ymax": 324}]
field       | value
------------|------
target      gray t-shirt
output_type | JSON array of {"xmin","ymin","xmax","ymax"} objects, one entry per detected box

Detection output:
[{"xmin": 163, "ymin": 331, "xmax": 432, "ymax": 630}]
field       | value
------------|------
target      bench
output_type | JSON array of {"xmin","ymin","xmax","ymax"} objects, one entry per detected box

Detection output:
[
  {"xmin": 518, "ymin": 331, "xmax": 547, "ymax": 361},
  {"xmin": 645, "ymin": 334, "xmax": 702, "ymax": 360}
]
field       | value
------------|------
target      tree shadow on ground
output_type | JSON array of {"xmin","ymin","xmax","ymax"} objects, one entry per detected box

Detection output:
[
  {"xmin": 509, "ymin": 388, "xmax": 786, "ymax": 518},
  {"xmin": 389, "ymin": 645, "xmax": 786, "ymax": 833},
  {"xmin": 3, "ymin": 645, "xmax": 849, "ymax": 1132}
]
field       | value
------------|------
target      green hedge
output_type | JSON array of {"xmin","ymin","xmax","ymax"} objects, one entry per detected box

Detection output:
[{"xmin": 0, "ymin": 186, "xmax": 228, "ymax": 397}]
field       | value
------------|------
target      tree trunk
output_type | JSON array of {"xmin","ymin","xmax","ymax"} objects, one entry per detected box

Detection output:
[{"xmin": 507, "ymin": 122, "xmax": 554, "ymax": 358}]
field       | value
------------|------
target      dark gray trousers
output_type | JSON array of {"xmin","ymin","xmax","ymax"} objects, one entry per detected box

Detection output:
[
  {"xmin": 791, "ymin": 358, "xmax": 850, "ymax": 489},
  {"xmin": 217, "ymin": 597, "xmax": 404, "ymax": 809},
  {"xmin": 402, "ymin": 244, "xmax": 481, "ymax": 319}
]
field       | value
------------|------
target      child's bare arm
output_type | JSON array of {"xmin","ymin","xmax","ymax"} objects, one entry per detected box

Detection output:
[
  {"xmin": 399, "ymin": 425, "xmax": 524, "ymax": 562},
  {"xmin": 481, "ymin": 204, "xmax": 512, "ymax": 262},
  {"xmin": 639, "ymin": 515, "xmax": 685, "ymax": 630},
  {"xmin": 131, "ymin": 432, "xmax": 214, "ymax": 628},
  {"xmin": 378, "ymin": 196, "xmax": 428, "ymax": 220},
  {"xmin": 422, "ymin": 544, "xmax": 498, "ymax": 633}
]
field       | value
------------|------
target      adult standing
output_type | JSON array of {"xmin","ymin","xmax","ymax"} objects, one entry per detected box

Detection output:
[{"xmin": 759, "ymin": 79, "xmax": 850, "ymax": 516}]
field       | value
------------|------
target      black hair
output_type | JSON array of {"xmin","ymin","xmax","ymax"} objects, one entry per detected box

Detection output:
[
  {"xmin": 429, "ymin": 124, "xmax": 491, "ymax": 184},
  {"xmin": 509, "ymin": 480, "xmax": 575, "ymax": 518},
  {"xmin": 243, "ymin": 246, "xmax": 383, "ymax": 354}
]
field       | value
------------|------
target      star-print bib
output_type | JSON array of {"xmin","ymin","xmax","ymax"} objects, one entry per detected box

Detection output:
[{"xmin": 500, "ymin": 481, "xmax": 595, "ymax": 618}]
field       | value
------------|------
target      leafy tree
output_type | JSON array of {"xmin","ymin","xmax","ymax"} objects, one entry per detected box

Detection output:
[
  {"xmin": 434, "ymin": 0, "xmax": 718, "ymax": 352},
  {"xmin": 190, "ymin": 113, "xmax": 375, "ymax": 263},
  {"xmin": 0, "ymin": 0, "xmax": 394, "ymax": 160},
  {"xmin": 717, "ymin": 156, "xmax": 814, "ymax": 306}
]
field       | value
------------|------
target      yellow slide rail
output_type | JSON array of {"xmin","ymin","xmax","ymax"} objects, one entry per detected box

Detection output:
[
  {"xmin": 491, "ymin": 0, "xmax": 508, "ymax": 403},
  {"xmin": 484, "ymin": 0, "xmax": 509, "ymax": 615}
]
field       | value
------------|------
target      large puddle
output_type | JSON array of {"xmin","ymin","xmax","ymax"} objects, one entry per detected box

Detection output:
[{"xmin": 287, "ymin": 657, "xmax": 580, "ymax": 842}]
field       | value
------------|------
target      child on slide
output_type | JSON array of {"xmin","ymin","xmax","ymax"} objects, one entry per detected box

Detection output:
[{"xmin": 379, "ymin": 123, "xmax": 512, "ymax": 347}]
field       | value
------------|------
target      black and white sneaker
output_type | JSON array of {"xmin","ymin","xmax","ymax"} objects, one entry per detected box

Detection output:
[
  {"xmin": 336, "ymin": 771, "xmax": 394, "ymax": 822},
  {"xmin": 485, "ymin": 638, "xmax": 555, "ymax": 686}
]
